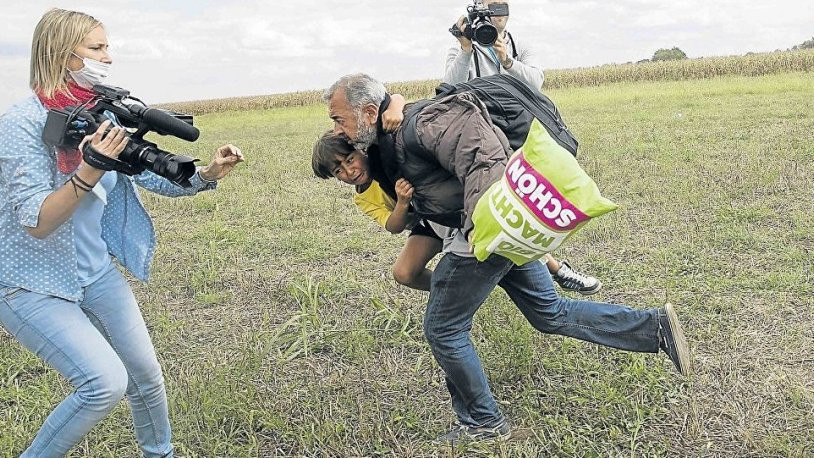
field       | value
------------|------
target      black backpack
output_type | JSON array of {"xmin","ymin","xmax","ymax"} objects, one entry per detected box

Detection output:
[{"xmin": 403, "ymin": 73, "xmax": 578, "ymax": 157}]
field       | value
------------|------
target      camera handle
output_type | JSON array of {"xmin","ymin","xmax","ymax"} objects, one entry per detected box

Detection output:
[
  {"xmin": 82, "ymin": 142, "xmax": 144, "ymax": 175},
  {"xmin": 449, "ymin": 21, "xmax": 464, "ymax": 38}
]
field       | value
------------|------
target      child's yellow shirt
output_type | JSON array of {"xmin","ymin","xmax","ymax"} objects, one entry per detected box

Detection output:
[{"xmin": 353, "ymin": 181, "xmax": 396, "ymax": 229}]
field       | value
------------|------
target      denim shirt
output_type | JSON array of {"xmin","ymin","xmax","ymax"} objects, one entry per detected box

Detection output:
[{"xmin": 0, "ymin": 95, "xmax": 217, "ymax": 301}]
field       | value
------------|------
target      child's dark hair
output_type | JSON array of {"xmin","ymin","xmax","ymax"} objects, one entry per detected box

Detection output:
[{"xmin": 312, "ymin": 130, "xmax": 355, "ymax": 179}]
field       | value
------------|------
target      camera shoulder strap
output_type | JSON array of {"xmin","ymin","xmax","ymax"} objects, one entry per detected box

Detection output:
[
  {"xmin": 506, "ymin": 31, "xmax": 518, "ymax": 59},
  {"xmin": 472, "ymin": 38, "xmax": 513, "ymax": 77},
  {"xmin": 472, "ymin": 48, "xmax": 481, "ymax": 77},
  {"xmin": 473, "ymin": 46, "xmax": 496, "ymax": 76}
]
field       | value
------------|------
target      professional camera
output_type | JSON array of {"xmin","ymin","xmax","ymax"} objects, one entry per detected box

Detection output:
[
  {"xmin": 449, "ymin": 0, "xmax": 509, "ymax": 47},
  {"xmin": 42, "ymin": 84, "xmax": 201, "ymax": 187}
]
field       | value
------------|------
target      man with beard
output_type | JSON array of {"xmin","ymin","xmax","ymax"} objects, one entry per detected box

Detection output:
[{"xmin": 323, "ymin": 73, "xmax": 691, "ymax": 444}]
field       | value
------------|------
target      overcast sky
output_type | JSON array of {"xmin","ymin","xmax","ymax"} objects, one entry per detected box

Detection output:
[{"xmin": 1, "ymin": 0, "xmax": 812, "ymax": 110}]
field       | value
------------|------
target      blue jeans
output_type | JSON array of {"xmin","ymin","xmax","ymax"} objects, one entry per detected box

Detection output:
[
  {"xmin": 0, "ymin": 266, "xmax": 172, "ymax": 458},
  {"xmin": 424, "ymin": 254, "xmax": 661, "ymax": 428}
]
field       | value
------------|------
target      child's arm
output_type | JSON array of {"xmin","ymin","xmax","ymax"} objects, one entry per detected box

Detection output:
[
  {"xmin": 385, "ymin": 178, "xmax": 414, "ymax": 234},
  {"xmin": 382, "ymin": 94, "xmax": 407, "ymax": 132}
]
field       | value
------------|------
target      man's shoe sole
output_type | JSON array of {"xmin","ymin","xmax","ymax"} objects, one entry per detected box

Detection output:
[{"xmin": 664, "ymin": 302, "xmax": 691, "ymax": 376}]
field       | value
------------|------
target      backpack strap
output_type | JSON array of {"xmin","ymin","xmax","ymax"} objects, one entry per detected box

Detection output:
[
  {"xmin": 435, "ymin": 82, "xmax": 456, "ymax": 97},
  {"xmin": 485, "ymin": 74, "xmax": 579, "ymax": 156}
]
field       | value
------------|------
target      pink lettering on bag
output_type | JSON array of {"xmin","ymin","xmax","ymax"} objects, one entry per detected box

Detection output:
[{"xmin": 504, "ymin": 151, "xmax": 590, "ymax": 231}]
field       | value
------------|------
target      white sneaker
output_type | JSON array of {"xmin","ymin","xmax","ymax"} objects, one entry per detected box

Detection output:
[{"xmin": 552, "ymin": 261, "xmax": 602, "ymax": 295}]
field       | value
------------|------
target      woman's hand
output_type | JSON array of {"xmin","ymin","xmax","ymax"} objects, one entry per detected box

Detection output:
[
  {"xmin": 199, "ymin": 144, "xmax": 245, "ymax": 181},
  {"xmin": 77, "ymin": 120, "xmax": 130, "ymax": 179},
  {"xmin": 395, "ymin": 178, "xmax": 414, "ymax": 204},
  {"xmin": 80, "ymin": 120, "xmax": 129, "ymax": 160}
]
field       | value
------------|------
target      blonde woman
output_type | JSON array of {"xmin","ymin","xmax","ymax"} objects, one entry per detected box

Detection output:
[{"xmin": 0, "ymin": 9, "xmax": 243, "ymax": 457}]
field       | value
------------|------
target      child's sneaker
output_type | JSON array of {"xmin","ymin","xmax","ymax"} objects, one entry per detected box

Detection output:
[{"xmin": 552, "ymin": 261, "xmax": 602, "ymax": 295}]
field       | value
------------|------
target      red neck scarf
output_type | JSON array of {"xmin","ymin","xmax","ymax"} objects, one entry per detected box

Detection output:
[{"xmin": 37, "ymin": 82, "xmax": 97, "ymax": 174}]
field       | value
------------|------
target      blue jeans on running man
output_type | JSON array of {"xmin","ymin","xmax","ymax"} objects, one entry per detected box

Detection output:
[
  {"xmin": 0, "ymin": 266, "xmax": 172, "ymax": 458},
  {"xmin": 424, "ymin": 253, "xmax": 661, "ymax": 428}
]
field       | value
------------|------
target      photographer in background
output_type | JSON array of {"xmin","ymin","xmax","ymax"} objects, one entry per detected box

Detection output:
[
  {"xmin": 445, "ymin": 0, "xmax": 601, "ymax": 295},
  {"xmin": 445, "ymin": 0, "xmax": 544, "ymax": 90},
  {"xmin": 0, "ymin": 9, "xmax": 243, "ymax": 457}
]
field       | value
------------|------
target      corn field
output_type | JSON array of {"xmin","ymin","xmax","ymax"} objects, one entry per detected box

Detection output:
[
  {"xmin": 544, "ymin": 49, "xmax": 814, "ymax": 89},
  {"xmin": 158, "ymin": 49, "xmax": 814, "ymax": 115}
]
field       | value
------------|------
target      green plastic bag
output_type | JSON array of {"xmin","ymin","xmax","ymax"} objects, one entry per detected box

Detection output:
[{"xmin": 471, "ymin": 119, "xmax": 617, "ymax": 265}]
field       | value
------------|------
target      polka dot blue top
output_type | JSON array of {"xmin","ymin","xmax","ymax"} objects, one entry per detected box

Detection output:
[{"xmin": 0, "ymin": 95, "xmax": 217, "ymax": 301}]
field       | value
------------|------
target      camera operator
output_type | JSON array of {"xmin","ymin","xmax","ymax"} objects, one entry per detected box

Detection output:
[
  {"xmin": 0, "ymin": 9, "xmax": 243, "ymax": 457},
  {"xmin": 444, "ymin": 0, "xmax": 544, "ymax": 91}
]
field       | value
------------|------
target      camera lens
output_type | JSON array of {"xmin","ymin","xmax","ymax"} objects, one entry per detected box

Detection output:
[
  {"xmin": 143, "ymin": 147, "xmax": 198, "ymax": 185},
  {"xmin": 473, "ymin": 23, "xmax": 498, "ymax": 46},
  {"xmin": 119, "ymin": 140, "xmax": 198, "ymax": 187}
]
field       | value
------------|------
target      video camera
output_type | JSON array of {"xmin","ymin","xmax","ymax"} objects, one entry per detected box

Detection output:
[
  {"xmin": 449, "ymin": 0, "xmax": 509, "ymax": 47},
  {"xmin": 42, "ymin": 84, "xmax": 201, "ymax": 187}
]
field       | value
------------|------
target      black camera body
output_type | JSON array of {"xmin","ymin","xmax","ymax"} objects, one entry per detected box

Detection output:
[
  {"xmin": 42, "ymin": 84, "xmax": 201, "ymax": 187},
  {"xmin": 449, "ymin": 1, "xmax": 509, "ymax": 47}
]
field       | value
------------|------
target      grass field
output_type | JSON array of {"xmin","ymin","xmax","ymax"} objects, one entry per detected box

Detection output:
[
  {"xmin": 1, "ymin": 72, "xmax": 813, "ymax": 457},
  {"xmin": 159, "ymin": 49, "xmax": 814, "ymax": 116}
]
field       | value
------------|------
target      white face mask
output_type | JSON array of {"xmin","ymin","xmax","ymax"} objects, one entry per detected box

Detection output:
[{"xmin": 68, "ymin": 54, "xmax": 111, "ymax": 89}]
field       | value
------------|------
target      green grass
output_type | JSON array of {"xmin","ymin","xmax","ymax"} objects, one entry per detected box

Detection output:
[
  {"xmin": 159, "ymin": 50, "xmax": 814, "ymax": 116},
  {"xmin": 2, "ymin": 72, "xmax": 813, "ymax": 457}
]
